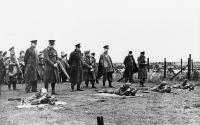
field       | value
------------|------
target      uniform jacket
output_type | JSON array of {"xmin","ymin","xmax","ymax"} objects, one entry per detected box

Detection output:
[{"xmin": 97, "ymin": 53, "xmax": 114, "ymax": 77}]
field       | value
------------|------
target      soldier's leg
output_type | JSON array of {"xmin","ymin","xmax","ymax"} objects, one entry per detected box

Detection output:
[
  {"xmin": 71, "ymin": 83, "xmax": 75, "ymax": 91},
  {"xmin": 77, "ymin": 82, "xmax": 83, "ymax": 91},
  {"xmin": 12, "ymin": 80, "xmax": 17, "ymax": 90},
  {"xmin": 51, "ymin": 82, "xmax": 56, "ymax": 94},
  {"xmin": 91, "ymin": 80, "xmax": 96, "ymax": 88},
  {"xmin": 85, "ymin": 73, "xmax": 89, "ymax": 88},
  {"xmin": 44, "ymin": 82, "xmax": 49, "ymax": 91},
  {"xmin": 108, "ymin": 73, "xmax": 113, "ymax": 88},
  {"xmin": 25, "ymin": 82, "xmax": 32, "ymax": 93},
  {"xmin": 103, "ymin": 74, "xmax": 107, "ymax": 87},
  {"xmin": 8, "ymin": 81, "xmax": 11, "ymax": 90},
  {"xmin": 140, "ymin": 79, "xmax": 145, "ymax": 87},
  {"xmin": 31, "ymin": 80, "xmax": 38, "ymax": 92}
]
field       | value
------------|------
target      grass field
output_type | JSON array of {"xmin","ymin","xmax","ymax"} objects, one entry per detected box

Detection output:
[{"xmin": 0, "ymin": 81, "xmax": 200, "ymax": 125}]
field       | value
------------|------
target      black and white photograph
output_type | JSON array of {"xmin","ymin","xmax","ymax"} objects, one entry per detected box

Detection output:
[{"xmin": 0, "ymin": 0, "xmax": 200, "ymax": 125}]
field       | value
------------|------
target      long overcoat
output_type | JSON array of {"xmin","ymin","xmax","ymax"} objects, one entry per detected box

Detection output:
[
  {"xmin": 123, "ymin": 55, "xmax": 138, "ymax": 78},
  {"xmin": 137, "ymin": 55, "xmax": 147, "ymax": 79},
  {"xmin": 43, "ymin": 47, "xmax": 60, "ymax": 83},
  {"xmin": 0, "ymin": 57, "xmax": 4, "ymax": 84},
  {"xmin": 24, "ymin": 47, "xmax": 40, "ymax": 83},
  {"xmin": 68, "ymin": 49, "xmax": 83, "ymax": 84},
  {"xmin": 97, "ymin": 53, "xmax": 114, "ymax": 78}
]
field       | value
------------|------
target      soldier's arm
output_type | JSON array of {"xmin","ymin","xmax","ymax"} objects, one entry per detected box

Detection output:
[
  {"xmin": 68, "ymin": 52, "xmax": 73, "ymax": 66},
  {"xmin": 99, "ymin": 55, "xmax": 104, "ymax": 66},
  {"xmin": 24, "ymin": 49, "xmax": 30, "ymax": 66},
  {"xmin": 123, "ymin": 56, "xmax": 127, "ymax": 65},
  {"xmin": 83, "ymin": 58, "xmax": 91, "ymax": 69},
  {"xmin": 43, "ymin": 49, "xmax": 55, "ymax": 67}
]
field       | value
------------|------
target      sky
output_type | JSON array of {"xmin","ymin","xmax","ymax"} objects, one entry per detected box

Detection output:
[{"xmin": 0, "ymin": 0, "xmax": 199, "ymax": 62}]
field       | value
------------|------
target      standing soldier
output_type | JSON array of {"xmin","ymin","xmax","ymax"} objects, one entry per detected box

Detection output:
[
  {"xmin": 68, "ymin": 43, "xmax": 83, "ymax": 91},
  {"xmin": 123, "ymin": 51, "xmax": 138, "ymax": 83},
  {"xmin": 137, "ymin": 51, "xmax": 147, "ymax": 87},
  {"xmin": 98, "ymin": 45, "xmax": 115, "ymax": 88},
  {"xmin": 24, "ymin": 40, "xmax": 40, "ymax": 92},
  {"xmin": 60, "ymin": 51, "xmax": 70, "ymax": 82},
  {"xmin": 7, "ymin": 47, "xmax": 19, "ymax": 90},
  {"xmin": 91, "ymin": 52, "xmax": 99, "ymax": 84},
  {"xmin": 83, "ymin": 51, "xmax": 96, "ymax": 88},
  {"xmin": 18, "ymin": 51, "xmax": 25, "ymax": 84},
  {"xmin": 38, "ymin": 51, "xmax": 45, "ymax": 82},
  {"xmin": 43, "ymin": 40, "xmax": 60, "ymax": 95}
]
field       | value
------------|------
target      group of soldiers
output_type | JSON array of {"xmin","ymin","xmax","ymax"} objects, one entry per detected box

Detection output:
[{"xmin": 0, "ymin": 40, "xmax": 148, "ymax": 95}]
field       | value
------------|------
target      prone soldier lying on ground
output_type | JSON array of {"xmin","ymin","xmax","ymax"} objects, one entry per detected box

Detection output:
[
  {"xmin": 98, "ymin": 83, "xmax": 138, "ymax": 96},
  {"xmin": 149, "ymin": 81, "xmax": 171, "ymax": 93},
  {"xmin": 8, "ymin": 88, "xmax": 57, "ymax": 105},
  {"xmin": 172, "ymin": 79, "xmax": 194, "ymax": 91}
]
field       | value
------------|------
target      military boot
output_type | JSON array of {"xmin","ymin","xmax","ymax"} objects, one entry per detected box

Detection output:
[
  {"xmin": 92, "ymin": 82, "xmax": 96, "ymax": 88},
  {"xmin": 109, "ymin": 82, "xmax": 114, "ymax": 88}
]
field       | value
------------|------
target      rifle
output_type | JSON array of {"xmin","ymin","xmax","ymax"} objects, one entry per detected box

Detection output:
[
  {"xmin": 57, "ymin": 60, "xmax": 70, "ymax": 80},
  {"xmin": 113, "ymin": 65, "xmax": 122, "ymax": 76}
]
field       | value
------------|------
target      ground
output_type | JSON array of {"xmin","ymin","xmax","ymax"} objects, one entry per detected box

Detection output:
[{"xmin": 0, "ymin": 81, "xmax": 200, "ymax": 125}]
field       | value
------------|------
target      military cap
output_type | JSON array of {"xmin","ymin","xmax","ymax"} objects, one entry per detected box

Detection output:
[
  {"xmin": 30, "ymin": 40, "xmax": 37, "ymax": 44},
  {"xmin": 85, "ymin": 50, "xmax": 90, "ymax": 54},
  {"xmin": 20, "ymin": 51, "xmax": 25, "ymax": 54},
  {"xmin": 75, "ymin": 43, "xmax": 81, "ymax": 48},
  {"xmin": 3, "ymin": 51, "xmax": 7, "ymax": 56},
  {"xmin": 9, "ymin": 46, "xmax": 14, "ymax": 51},
  {"xmin": 140, "ymin": 51, "xmax": 145, "ymax": 54},
  {"xmin": 103, "ymin": 45, "xmax": 109, "ymax": 49},
  {"xmin": 39, "ymin": 51, "xmax": 43, "ymax": 54},
  {"xmin": 129, "ymin": 51, "xmax": 132, "ymax": 54},
  {"xmin": 49, "ymin": 40, "xmax": 55, "ymax": 45},
  {"xmin": 91, "ymin": 52, "xmax": 95, "ymax": 56}
]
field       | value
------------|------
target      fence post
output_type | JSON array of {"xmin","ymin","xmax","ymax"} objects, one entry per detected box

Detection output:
[
  {"xmin": 164, "ymin": 58, "xmax": 167, "ymax": 79},
  {"xmin": 181, "ymin": 58, "xmax": 182, "ymax": 74},
  {"xmin": 97, "ymin": 116, "xmax": 104, "ymax": 125},
  {"xmin": 147, "ymin": 58, "xmax": 150, "ymax": 72},
  {"xmin": 187, "ymin": 54, "xmax": 191, "ymax": 80}
]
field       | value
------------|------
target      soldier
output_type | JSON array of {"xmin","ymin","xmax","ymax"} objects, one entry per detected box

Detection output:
[
  {"xmin": 18, "ymin": 51, "xmax": 25, "ymax": 84},
  {"xmin": 68, "ymin": 43, "xmax": 83, "ymax": 91},
  {"xmin": 123, "ymin": 51, "xmax": 138, "ymax": 83},
  {"xmin": 91, "ymin": 52, "xmax": 99, "ymax": 84},
  {"xmin": 137, "ymin": 51, "xmax": 147, "ymax": 87},
  {"xmin": 43, "ymin": 40, "xmax": 60, "ymax": 95},
  {"xmin": 38, "ymin": 51, "xmax": 45, "ymax": 82},
  {"xmin": 98, "ymin": 45, "xmax": 115, "ymax": 88},
  {"xmin": 60, "ymin": 51, "xmax": 70, "ymax": 82},
  {"xmin": 83, "ymin": 50, "xmax": 96, "ymax": 88},
  {"xmin": 24, "ymin": 40, "xmax": 40, "ymax": 92},
  {"xmin": 7, "ymin": 47, "xmax": 19, "ymax": 90}
]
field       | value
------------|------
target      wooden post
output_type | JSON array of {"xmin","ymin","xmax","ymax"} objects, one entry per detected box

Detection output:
[
  {"xmin": 147, "ymin": 58, "xmax": 150, "ymax": 72},
  {"xmin": 187, "ymin": 54, "xmax": 191, "ymax": 80},
  {"xmin": 181, "ymin": 58, "xmax": 183, "ymax": 74},
  {"xmin": 164, "ymin": 58, "xmax": 167, "ymax": 79},
  {"xmin": 97, "ymin": 116, "xmax": 104, "ymax": 125}
]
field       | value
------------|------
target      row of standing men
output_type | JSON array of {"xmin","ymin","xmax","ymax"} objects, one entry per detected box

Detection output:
[{"xmin": 0, "ymin": 40, "xmax": 147, "ymax": 94}]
